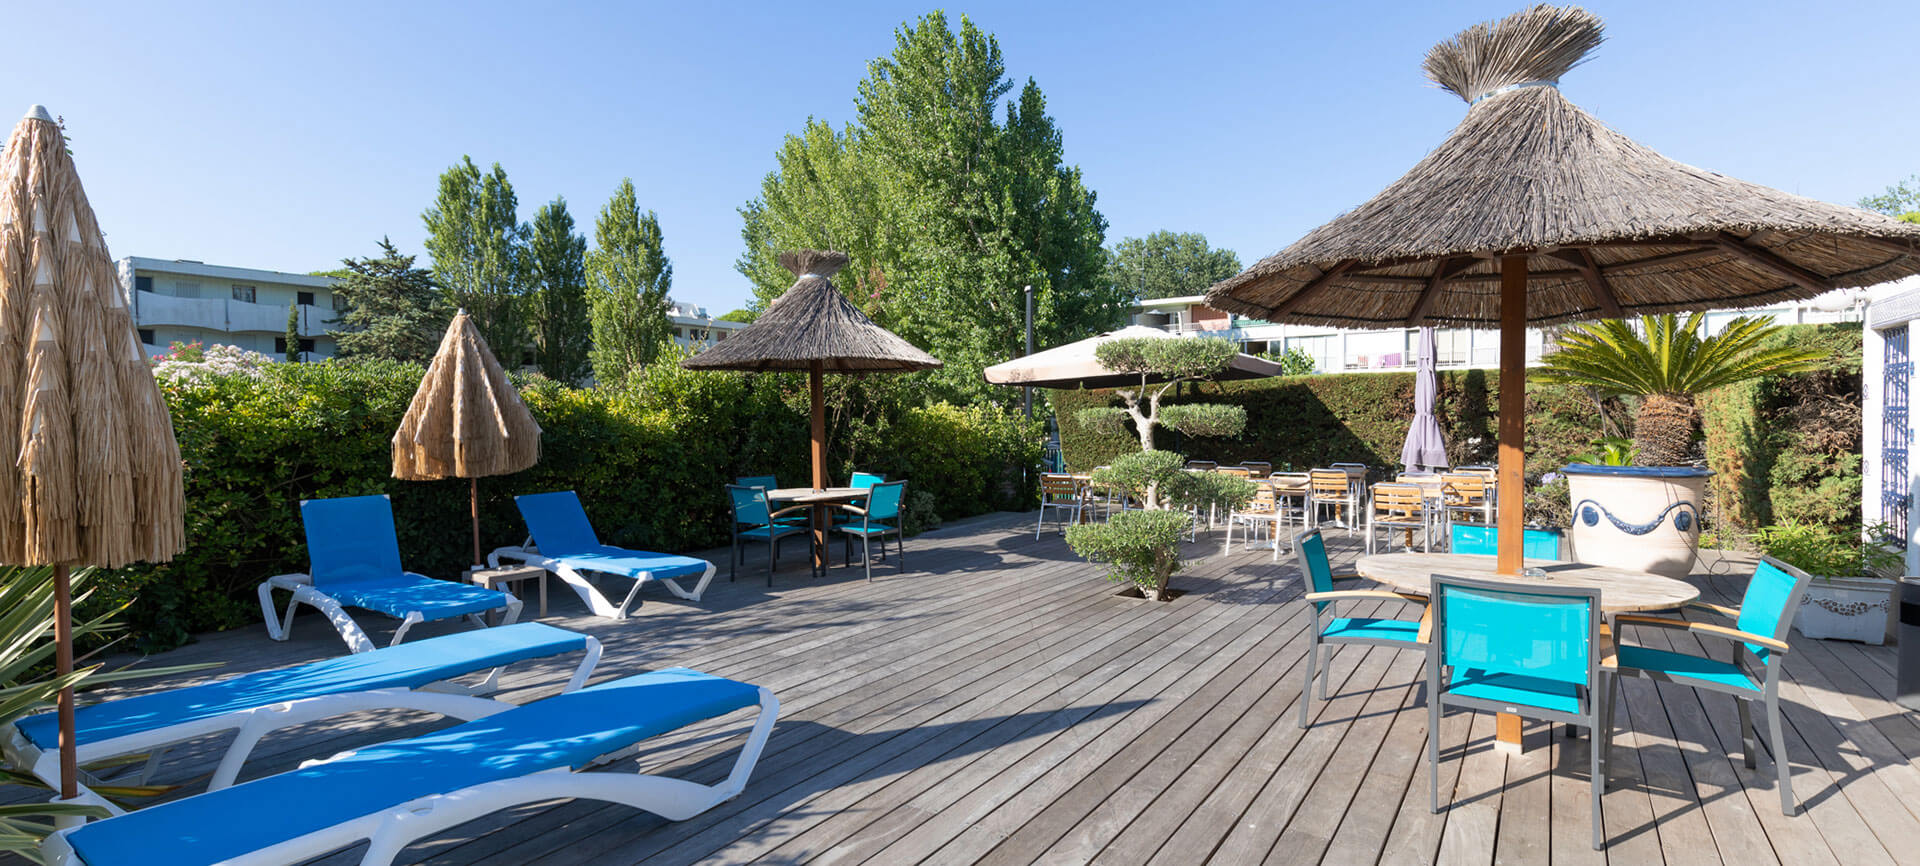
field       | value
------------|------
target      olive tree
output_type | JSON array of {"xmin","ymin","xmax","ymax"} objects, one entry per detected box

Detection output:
[{"xmin": 1073, "ymin": 336, "xmax": 1247, "ymax": 451}]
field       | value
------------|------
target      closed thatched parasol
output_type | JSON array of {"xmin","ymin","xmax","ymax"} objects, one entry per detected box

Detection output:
[
  {"xmin": 0, "ymin": 106, "xmax": 185, "ymax": 801},
  {"xmin": 392, "ymin": 310, "xmax": 541, "ymax": 567},
  {"xmin": 983, "ymin": 325, "xmax": 1283, "ymax": 390},
  {"xmin": 1207, "ymin": 4, "xmax": 1920, "ymax": 575},
  {"xmin": 683, "ymin": 250, "xmax": 940, "ymax": 567}
]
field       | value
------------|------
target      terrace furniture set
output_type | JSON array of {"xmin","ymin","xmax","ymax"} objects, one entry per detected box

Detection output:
[{"xmin": 730, "ymin": 472, "xmax": 908, "ymax": 583}]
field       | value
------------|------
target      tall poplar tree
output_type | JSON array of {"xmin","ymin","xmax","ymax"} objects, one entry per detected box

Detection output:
[
  {"xmin": 422, "ymin": 156, "xmax": 530, "ymax": 364},
  {"xmin": 329, "ymin": 237, "xmax": 447, "ymax": 363},
  {"xmin": 738, "ymin": 11, "xmax": 1121, "ymax": 402},
  {"xmin": 587, "ymin": 179, "xmax": 673, "ymax": 384},
  {"xmin": 529, "ymin": 197, "xmax": 591, "ymax": 383}
]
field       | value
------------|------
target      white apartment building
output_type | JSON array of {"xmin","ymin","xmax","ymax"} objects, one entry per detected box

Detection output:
[
  {"xmin": 1135, "ymin": 289, "xmax": 1871, "ymax": 375},
  {"xmin": 118, "ymin": 257, "xmax": 340, "ymax": 361},
  {"xmin": 668, "ymin": 300, "xmax": 746, "ymax": 350}
]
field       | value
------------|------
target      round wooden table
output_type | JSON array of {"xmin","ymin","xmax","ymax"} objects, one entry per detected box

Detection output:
[
  {"xmin": 1354, "ymin": 552, "xmax": 1698, "ymax": 752},
  {"xmin": 769, "ymin": 487, "xmax": 866, "ymax": 570}
]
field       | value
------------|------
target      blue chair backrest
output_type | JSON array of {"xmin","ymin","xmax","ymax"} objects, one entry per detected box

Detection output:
[
  {"xmin": 1737, "ymin": 557, "xmax": 1815, "ymax": 664},
  {"xmin": 727, "ymin": 484, "xmax": 772, "ymax": 527},
  {"xmin": 737, "ymin": 475, "xmax": 778, "ymax": 491},
  {"xmin": 514, "ymin": 491, "xmax": 603, "ymax": 555},
  {"xmin": 302, "ymin": 495, "xmax": 404, "ymax": 586},
  {"xmin": 850, "ymin": 472, "xmax": 884, "ymax": 490},
  {"xmin": 1450, "ymin": 524, "xmax": 1562, "ymax": 560},
  {"xmin": 1293, "ymin": 529, "xmax": 1336, "ymax": 611},
  {"xmin": 1433, "ymin": 575, "xmax": 1597, "ymax": 692},
  {"xmin": 865, "ymin": 481, "xmax": 906, "ymax": 521}
]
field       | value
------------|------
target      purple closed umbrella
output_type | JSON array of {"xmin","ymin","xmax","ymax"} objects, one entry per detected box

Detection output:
[{"xmin": 1401, "ymin": 326, "xmax": 1449, "ymax": 473}]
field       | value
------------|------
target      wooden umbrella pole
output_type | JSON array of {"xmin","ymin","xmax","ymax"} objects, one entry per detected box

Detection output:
[
  {"xmin": 52, "ymin": 563, "xmax": 76, "ymax": 800},
  {"xmin": 810, "ymin": 360, "xmax": 827, "ymax": 569},
  {"xmin": 470, "ymin": 477, "xmax": 482, "ymax": 569},
  {"xmin": 1496, "ymin": 254, "xmax": 1528, "ymax": 576}
]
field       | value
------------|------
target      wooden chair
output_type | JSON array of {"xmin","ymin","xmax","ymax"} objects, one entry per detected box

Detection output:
[
  {"xmin": 1268, "ymin": 472, "xmax": 1312, "ymax": 531},
  {"xmin": 1213, "ymin": 466, "xmax": 1251, "ymax": 478},
  {"xmin": 1036, "ymin": 474, "xmax": 1085, "ymax": 539},
  {"xmin": 1239, "ymin": 461, "xmax": 1272, "ymax": 479},
  {"xmin": 1365, "ymin": 482, "xmax": 1431, "ymax": 554},
  {"xmin": 1185, "ymin": 460, "xmax": 1218, "ymax": 472},
  {"xmin": 1223, "ymin": 480, "xmax": 1283, "ymax": 560},
  {"xmin": 1439, "ymin": 472, "xmax": 1494, "ymax": 529},
  {"xmin": 1307, "ymin": 469, "xmax": 1358, "ymax": 535}
]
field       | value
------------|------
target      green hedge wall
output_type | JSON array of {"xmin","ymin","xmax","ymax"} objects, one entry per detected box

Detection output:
[{"xmin": 105, "ymin": 358, "xmax": 1040, "ymax": 650}]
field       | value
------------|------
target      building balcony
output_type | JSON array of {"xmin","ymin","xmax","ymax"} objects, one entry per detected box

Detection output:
[{"xmin": 134, "ymin": 291, "xmax": 227, "ymax": 331}]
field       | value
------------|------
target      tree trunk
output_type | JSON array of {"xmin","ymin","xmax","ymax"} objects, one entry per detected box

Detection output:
[
  {"xmin": 1150, "ymin": 547, "xmax": 1174, "ymax": 600},
  {"xmin": 1633, "ymin": 392, "xmax": 1697, "ymax": 466}
]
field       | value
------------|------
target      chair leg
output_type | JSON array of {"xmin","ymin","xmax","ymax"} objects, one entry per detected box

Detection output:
[
  {"xmin": 1037, "ymin": 505, "xmax": 1045, "ymax": 541},
  {"xmin": 1591, "ymin": 704, "xmax": 1605, "ymax": 850},
  {"xmin": 729, "ymin": 533, "xmax": 739, "ymax": 582},
  {"xmin": 1318, "ymin": 645, "xmax": 1332, "ymax": 700},
  {"xmin": 1736, "ymin": 698, "xmax": 1758, "ymax": 769},
  {"xmin": 1428, "ymin": 688, "xmax": 1443, "ymax": 814},
  {"xmin": 1603, "ymin": 671, "xmax": 1621, "ymax": 775},
  {"xmin": 766, "ymin": 539, "xmax": 776, "ymax": 588},
  {"xmin": 896, "ymin": 532, "xmax": 906, "ymax": 574},
  {"xmin": 1299, "ymin": 632, "xmax": 1318, "ymax": 729},
  {"xmin": 1768, "ymin": 696, "xmax": 1795, "ymax": 815},
  {"xmin": 861, "ymin": 534, "xmax": 873, "ymax": 583}
]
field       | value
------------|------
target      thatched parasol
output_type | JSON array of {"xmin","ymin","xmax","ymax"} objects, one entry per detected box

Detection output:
[
  {"xmin": 0, "ymin": 106, "xmax": 185, "ymax": 801},
  {"xmin": 1207, "ymin": 4, "xmax": 1920, "ymax": 574},
  {"xmin": 983, "ymin": 325, "xmax": 1283, "ymax": 390},
  {"xmin": 392, "ymin": 310, "xmax": 541, "ymax": 567},
  {"xmin": 683, "ymin": 250, "xmax": 939, "ymax": 567}
]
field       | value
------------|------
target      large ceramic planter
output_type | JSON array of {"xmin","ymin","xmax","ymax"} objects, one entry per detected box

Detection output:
[
  {"xmin": 1796, "ymin": 576, "xmax": 1895, "ymax": 645},
  {"xmin": 1562, "ymin": 464, "xmax": 1710, "ymax": 579}
]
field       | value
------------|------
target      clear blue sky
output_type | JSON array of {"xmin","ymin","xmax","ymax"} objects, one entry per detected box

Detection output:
[{"xmin": 8, "ymin": 1, "xmax": 1916, "ymax": 313}]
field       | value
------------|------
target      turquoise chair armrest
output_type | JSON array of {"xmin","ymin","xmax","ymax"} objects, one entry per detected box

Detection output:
[{"xmin": 1613, "ymin": 613, "xmax": 1790, "ymax": 653}]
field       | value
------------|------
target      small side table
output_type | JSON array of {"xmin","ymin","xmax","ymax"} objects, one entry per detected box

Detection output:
[{"xmin": 471, "ymin": 565, "xmax": 547, "ymax": 619}]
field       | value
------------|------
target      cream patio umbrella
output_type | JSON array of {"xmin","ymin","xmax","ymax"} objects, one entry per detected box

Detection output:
[
  {"xmin": 682, "ymin": 250, "xmax": 940, "ymax": 568},
  {"xmin": 1206, "ymin": 5, "xmax": 1920, "ymax": 574},
  {"xmin": 0, "ymin": 106, "xmax": 185, "ymax": 801},
  {"xmin": 391, "ymin": 310, "xmax": 541, "ymax": 568},
  {"xmin": 983, "ymin": 325, "xmax": 1283, "ymax": 390}
]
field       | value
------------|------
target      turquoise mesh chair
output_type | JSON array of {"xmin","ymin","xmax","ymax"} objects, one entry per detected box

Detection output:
[
  {"xmin": 1449, "ymin": 523, "xmax": 1565, "ymax": 560},
  {"xmin": 1293, "ymin": 528, "xmax": 1425, "ymax": 728},
  {"xmin": 1609, "ymin": 556, "xmax": 1814, "ymax": 816},
  {"xmin": 836, "ymin": 471, "xmax": 885, "ymax": 524},
  {"xmin": 736, "ymin": 476, "xmax": 804, "ymax": 526},
  {"xmin": 835, "ymin": 480, "xmax": 906, "ymax": 582},
  {"xmin": 725, "ymin": 485, "xmax": 811, "ymax": 586},
  {"xmin": 1427, "ymin": 574, "xmax": 1612, "ymax": 849}
]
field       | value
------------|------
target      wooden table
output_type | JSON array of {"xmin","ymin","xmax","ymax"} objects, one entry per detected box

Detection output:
[
  {"xmin": 769, "ymin": 487, "xmax": 866, "ymax": 570},
  {"xmin": 469, "ymin": 564, "xmax": 547, "ymax": 619},
  {"xmin": 1354, "ymin": 552, "xmax": 1699, "ymax": 752}
]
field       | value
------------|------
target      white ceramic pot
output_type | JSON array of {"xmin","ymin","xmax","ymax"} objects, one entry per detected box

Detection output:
[
  {"xmin": 1562, "ymin": 465, "xmax": 1710, "ymax": 579},
  {"xmin": 1795, "ymin": 576, "xmax": 1895, "ymax": 644}
]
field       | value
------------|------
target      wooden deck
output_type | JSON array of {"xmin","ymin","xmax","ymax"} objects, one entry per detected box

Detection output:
[{"xmin": 26, "ymin": 512, "xmax": 1920, "ymax": 865}]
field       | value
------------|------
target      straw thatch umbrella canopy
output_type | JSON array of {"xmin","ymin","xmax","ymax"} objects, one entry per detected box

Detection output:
[
  {"xmin": 983, "ymin": 325, "xmax": 1283, "ymax": 390},
  {"xmin": 0, "ymin": 106, "xmax": 185, "ymax": 800},
  {"xmin": 1206, "ymin": 4, "xmax": 1920, "ymax": 574},
  {"xmin": 392, "ymin": 310, "xmax": 541, "ymax": 567},
  {"xmin": 683, "ymin": 250, "xmax": 940, "ymax": 566}
]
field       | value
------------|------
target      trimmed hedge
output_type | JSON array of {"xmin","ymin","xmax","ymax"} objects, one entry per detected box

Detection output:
[{"xmin": 104, "ymin": 357, "xmax": 1039, "ymax": 650}]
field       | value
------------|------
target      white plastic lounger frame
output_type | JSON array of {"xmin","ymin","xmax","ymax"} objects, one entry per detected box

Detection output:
[
  {"xmin": 43, "ymin": 684, "xmax": 778, "ymax": 866},
  {"xmin": 3, "ymin": 637, "xmax": 601, "ymax": 817},
  {"xmin": 257, "ymin": 572, "xmax": 523, "ymax": 654},
  {"xmin": 488, "ymin": 542, "xmax": 716, "ymax": 620}
]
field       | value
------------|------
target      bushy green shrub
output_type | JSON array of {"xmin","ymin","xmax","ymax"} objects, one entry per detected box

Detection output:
[
  {"xmin": 1158, "ymin": 403, "xmax": 1246, "ymax": 439},
  {"xmin": 104, "ymin": 355, "xmax": 1039, "ymax": 650},
  {"xmin": 1066, "ymin": 509, "xmax": 1190, "ymax": 594},
  {"xmin": 1089, "ymin": 450, "xmax": 1187, "ymax": 508},
  {"xmin": 1751, "ymin": 520, "xmax": 1901, "ymax": 578}
]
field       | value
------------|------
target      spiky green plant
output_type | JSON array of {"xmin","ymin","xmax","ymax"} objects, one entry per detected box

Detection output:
[{"xmin": 1532, "ymin": 313, "xmax": 1825, "ymax": 466}]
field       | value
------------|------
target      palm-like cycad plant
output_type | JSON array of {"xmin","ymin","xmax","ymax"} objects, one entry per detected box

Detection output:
[{"xmin": 1532, "ymin": 314, "xmax": 1825, "ymax": 466}]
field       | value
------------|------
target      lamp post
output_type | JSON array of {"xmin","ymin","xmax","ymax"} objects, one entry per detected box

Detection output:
[{"xmin": 1023, "ymin": 284, "xmax": 1034, "ymax": 420}]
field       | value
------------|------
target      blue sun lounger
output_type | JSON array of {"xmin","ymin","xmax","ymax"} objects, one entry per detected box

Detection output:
[
  {"xmin": 3, "ymin": 623, "xmax": 600, "ymax": 815},
  {"xmin": 259, "ymin": 494, "xmax": 521, "ymax": 653},
  {"xmin": 44, "ymin": 668, "xmax": 778, "ymax": 866},
  {"xmin": 489, "ymin": 491, "xmax": 717, "ymax": 620}
]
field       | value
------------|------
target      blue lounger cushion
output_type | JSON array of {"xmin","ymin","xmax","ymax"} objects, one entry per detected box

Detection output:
[
  {"xmin": 301, "ymin": 495, "xmax": 512, "ymax": 622},
  {"xmin": 322, "ymin": 574, "xmax": 513, "ymax": 621},
  {"xmin": 15, "ymin": 623, "xmax": 590, "ymax": 752},
  {"xmin": 62, "ymin": 668, "xmax": 760, "ymax": 866},
  {"xmin": 517, "ymin": 491, "xmax": 710, "ymax": 580}
]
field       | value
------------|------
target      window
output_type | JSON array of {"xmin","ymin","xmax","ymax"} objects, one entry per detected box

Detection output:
[
  {"xmin": 133, "ymin": 275, "xmax": 152, "ymax": 294},
  {"xmin": 1284, "ymin": 335, "xmax": 1336, "ymax": 373},
  {"xmin": 296, "ymin": 291, "xmax": 315, "ymax": 307},
  {"xmin": 137, "ymin": 328, "xmax": 155, "ymax": 346},
  {"xmin": 231, "ymin": 285, "xmax": 256, "ymax": 303},
  {"xmin": 1435, "ymin": 328, "xmax": 1472, "ymax": 366},
  {"xmin": 331, "ymin": 293, "xmax": 348, "ymax": 312}
]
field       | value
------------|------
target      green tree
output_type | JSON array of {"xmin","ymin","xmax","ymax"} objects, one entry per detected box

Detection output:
[
  {"xmin": 1860, "ymin": 175, "xmax": 1920, "ymax": 223},
  {"xmin": 422, "ymin": 156, "xmax": 530, "ymax": 364},
  {"xmin": 718, "ymin": 308, "xmax": 756, "ymax": 324},
  {"xmin": 588, "ymin": 179, "xmax": 673, "ymax": 384},
  {"xmin": 329, "ymin": 238, "xmax": 447, "ymax": 363},
  {"xmin": 1531, "ymin": 314, "xmax": 1825, "ymax": 466},
  {"xmin": 738, "ymin": 11, "xmax": 1122, "ymax": 402},
  {"xmin": 1073, "ymin": 336, "xmax": 1247, "ymax": 450},
  {"xmin": 529, "ymin": 197, "xmax": 591, "ymax": 384},
  {"xmin": 1108, "ymin": 231, "xmax": 1242, "ymax": 300},
  {"xmin": 284, "ymin": 303, "xmax": 300, "ymax": 363}
]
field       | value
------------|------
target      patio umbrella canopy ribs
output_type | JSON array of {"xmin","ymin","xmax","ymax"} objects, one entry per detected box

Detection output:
[{"xmin": 1204, "ymin": 4, "xmax": 1920, "ymax": 575}]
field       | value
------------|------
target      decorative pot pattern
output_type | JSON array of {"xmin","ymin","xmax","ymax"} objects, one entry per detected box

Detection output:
[
  {"xmin": 1795, "ymin": 577, "xmax": 1895, "ymax": 644},
  {"xmin": 1562, "ymin": 465, "xmax": 1710, "ymax": 579}
]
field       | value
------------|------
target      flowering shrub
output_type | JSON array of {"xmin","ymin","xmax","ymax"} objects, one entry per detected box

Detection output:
[{"xmin": 150, "ymin": 341, "xmax": 273, "ymax": 386}]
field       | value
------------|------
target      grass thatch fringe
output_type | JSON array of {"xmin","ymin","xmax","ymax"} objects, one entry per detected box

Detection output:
[
  {"xmin": 1207, "ymin": 4, "xmax": 1920, "ymax": 328},
  {"xmin": 391, "ymin": 311, "xmax": 542, "ymax": 480},
  {"xmin": 682, "ymin": 249, "xmax": 941, "ymax": 373}
]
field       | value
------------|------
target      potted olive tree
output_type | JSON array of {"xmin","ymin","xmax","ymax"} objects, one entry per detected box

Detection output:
[
  {"xmin": 1074, "ymin": 337, "xmax": 1249, "ymax": 450},
  {"xmin": 1533, "ymin": 314, "xmax": 1823, "ymax": 577},
  {"xmin": 1752, "ymin": 521, "xmax": 1903, "ymax": 644},
  {"xmin": 1066, "ymin": 451, "xmax": 1255, "ymax": 601}
]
